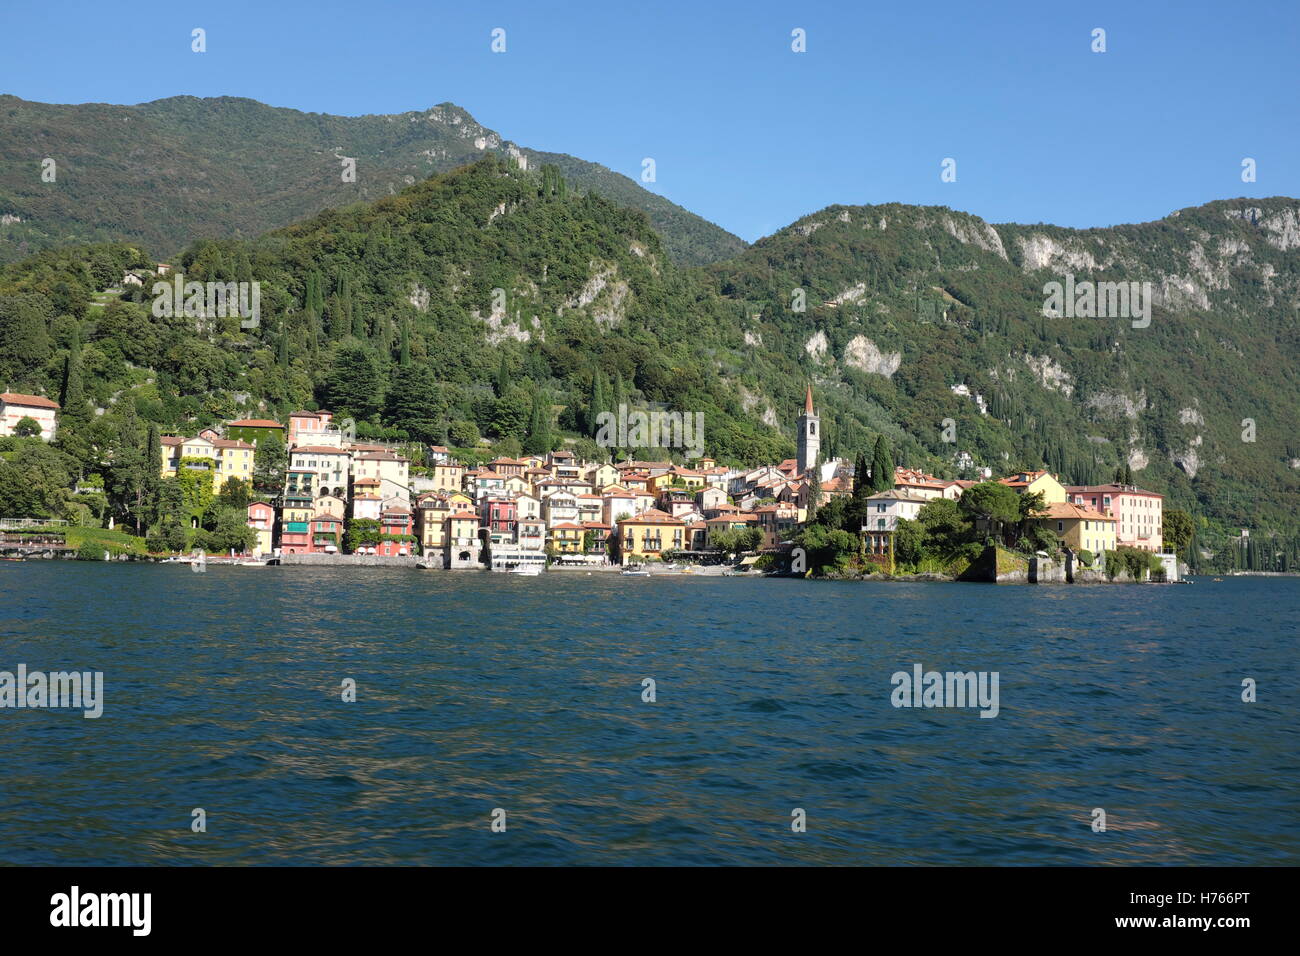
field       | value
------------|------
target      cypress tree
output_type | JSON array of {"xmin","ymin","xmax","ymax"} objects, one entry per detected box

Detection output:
[
  {"xmin": 870, "ymin": 435, "xmax": 894, "ymax": 493},
  {"xmin": 59, "ymin": 331, "xmax": 89, "ymax": 428},
  {"xmin": 399, "ymin": 319, "xmax": 411, "ymax": 366},
  {"xmin": 807, "ymin": 470, "xmax": 821, "ymax": 523},
  {"xmin": 853, "ymin": 451, "xmax": 870, "ymax": 500},
  {"xmin": 495, "ymin": 352, "xmax": 510, "ymax": 397},
  {"xmin": 524, "ymin": 389, "xmax": 550, "ymax": 455},
  {"xmin": 143, "ymin": 424, "xmax": 162, "ymax": 527}
]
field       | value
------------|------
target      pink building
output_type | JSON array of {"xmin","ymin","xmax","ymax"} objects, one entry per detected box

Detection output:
[
  {"xmin": 1067, "ymin": 484, "xmax": 1164, "ymax": 552},
  {"xmin": 246, "ymin": 501, "xmax": 275, "ymax": 555},
  {"xmin": 308, "ymin": 513, "xmax": 343, "ymax": 553},
  {"xmin": 287, "ymin": 410, "xmax": 334, "ymax": 447},
  {"xmin": 377, "ymin": 506, "xmax": 414, "ymax": 556}
]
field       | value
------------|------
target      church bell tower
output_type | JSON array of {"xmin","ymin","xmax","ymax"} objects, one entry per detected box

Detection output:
[{"xmin": 797, "ymin": 385, "xmax": 820, "ymax": 476}]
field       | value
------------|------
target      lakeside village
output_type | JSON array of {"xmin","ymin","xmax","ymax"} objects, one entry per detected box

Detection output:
[{"xmin": 0, "ymin": 385, "xmax": 1180, "ymax": 583}]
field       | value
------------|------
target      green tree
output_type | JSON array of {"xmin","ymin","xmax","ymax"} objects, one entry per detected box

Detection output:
[
  {"xmin": 958, "ymin": 481, "xmax": 1022, "ymax": 544},
  {"xmin": 494, "ymin": 352, "xmax": 511, "ymax": 397},
  {"xmin": 447, "ymin": 420, "xmax": 478, "ymax": 447},
  {"xmin": 524, "ymin": 389, "xmax": 552, "ymax": 455},
  {"xmin": 325, "ymin": 343, "xmax": 382, "ymax": 419},
  {"xmin": 345, "ymin": 518, "xmax": 381, "ymax": 553},
  {"xmin": 108, "ymin": 401, "xmax": 149, "ymax": 532},
  {"xmin": 869, "ymin": 435, "xmax": 895, "ymax": 492},
  {"xmin": 806, "ymin": 469, "xmax": 821, "ymax": 523},
  {"xmin": 1163, "ymin": 509, "xmax": 1194, "ymax": 554},
  {"xmin": 176, "ymin": 461, "xmax": 215, "ymax": 525},
  {"xmin": 489, "ymin": 391, "xmax": 529, "ymax": 439},
  {"xmin": 253, "ymin": 432, "xmax": 288, "ymax": 496},
  {"xmin": 58, "ymin": 333, "xmax": 91, "ymax": 430},
  {"xmin": 0, "ymin": 294, "xmax": 53, "ymax": 383},
  {"xmin": 894, "ymin": 518, "xmax": 925, "ymax": 568},
  {"xmin": 853, "ymin": 451, "xmax": 870, "ymax": 500},
  {"xmin": 384, "ymin": 364, "xmax": 444, "ymax": 440}
]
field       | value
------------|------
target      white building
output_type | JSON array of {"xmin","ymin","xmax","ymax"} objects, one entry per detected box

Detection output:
[
  {"xmin": 0, "ymin": 392, "xmax": 59, "ymax": 440},
  {"xmin": 861, "ymin": 490, "xmax": 930, "ymax": 532}
]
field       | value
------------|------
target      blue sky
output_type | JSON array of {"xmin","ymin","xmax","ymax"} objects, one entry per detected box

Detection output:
[{"xmin": 2, "ymin": 0, "xmax": 1296, "ymax": 242}]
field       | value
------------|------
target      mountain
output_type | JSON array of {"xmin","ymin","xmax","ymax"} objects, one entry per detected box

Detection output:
[
  {"xmin": 706, "ymin": 197, "xmax": 1300, "ymax": 533},
  {"xmin": 0, "ymin": 94, "xmax": 746, "ymax": 267},
  {"xmin": 1, "ymin": 153, "xmax": 1297, "ymax": 546}
]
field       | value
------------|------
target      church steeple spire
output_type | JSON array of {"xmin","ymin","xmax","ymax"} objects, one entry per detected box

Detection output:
[{"xmin": 804, "ymin": 384, "xmax": 814, "ymax": 415}]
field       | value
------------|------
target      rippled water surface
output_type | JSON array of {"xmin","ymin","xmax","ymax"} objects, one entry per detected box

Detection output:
[{"xmin": 1, "ymin": 563, "xmax": 1296, "ymax": 865}]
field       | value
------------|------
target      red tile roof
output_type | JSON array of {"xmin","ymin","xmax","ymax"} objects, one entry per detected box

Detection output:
[{"xmin": 1, "ymin": 392, "xmax": 59, "ymax": 409}]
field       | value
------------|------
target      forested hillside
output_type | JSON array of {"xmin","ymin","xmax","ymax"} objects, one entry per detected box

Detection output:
[
  {"xmin": 707, "ymin": 198, "xmax": 1300, "ymax": 535},
  {"xmin": 0, "ymin": 94, "xmax": 747, "ymax": 267},
  {"xmin": 1, "ymin": 156, "xmax": 1296, "ymax": 558}
]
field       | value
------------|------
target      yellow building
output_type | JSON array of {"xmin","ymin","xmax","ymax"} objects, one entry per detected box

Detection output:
[
  {"xmin": 998, "ymin": 470, "xmax": 1067, "ymax": 504},
  {"xmin": 416, "ymin": 491, "xmax": 469, "ymax": 552},
  {"xmin": 648, "ymin": 466, "xmax": 706, "ymax": 493},
  {"xmin": 446, "ymin": 511, "xmax": 481, "ymax": 549},
  {"xmin": 586, "ymin": 463, "xmax": 619, "ymax": 488},
  {"xmin": 160, "ymin": 435, "xmax": 254, "ymax": 491},
  {"xmin": 1033, "ymin": 502, "xmax": 1117, "ymax": 556},
  {"xmin": 549, "ymin": 522, "xmax": 584, "ymax": 554},
  {"xmin": 351, "ymin": 451, "xmax": 411, "ymax": 501},
  {"xmin": 615, "ymin": 509, "xmax": 685, "ymax": 565},
  {"xmin": 430, "ymin": 462, "xmax": 464, "ymax": 493},
  {"xmin": 282, "ymin": 498, "xmax": 314, "ymax": 526}
]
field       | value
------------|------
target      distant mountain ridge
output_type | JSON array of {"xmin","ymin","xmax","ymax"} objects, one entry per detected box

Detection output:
[{"xmin": 0, "ymin": 94, "xmax": 747, "ymax": 267}]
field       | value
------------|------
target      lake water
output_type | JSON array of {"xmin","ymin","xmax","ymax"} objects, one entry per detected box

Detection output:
[{"xmin": 1, "ymin": 563, "xmax": 1296, "ymax": 865}]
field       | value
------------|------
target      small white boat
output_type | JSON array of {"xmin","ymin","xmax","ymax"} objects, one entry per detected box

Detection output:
[
  {"xmin": 508, "ymin": 566, "xmax": 541, "ymax": 575},
  {"xmin": 621, "ymin": 568, "xmax": 650, "ymax": 576}
]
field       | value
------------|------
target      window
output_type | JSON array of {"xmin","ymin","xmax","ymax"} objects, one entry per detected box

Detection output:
[{"xmin": 1057, "ymin": 521, "xmax": 1064, "ymax": 532}]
